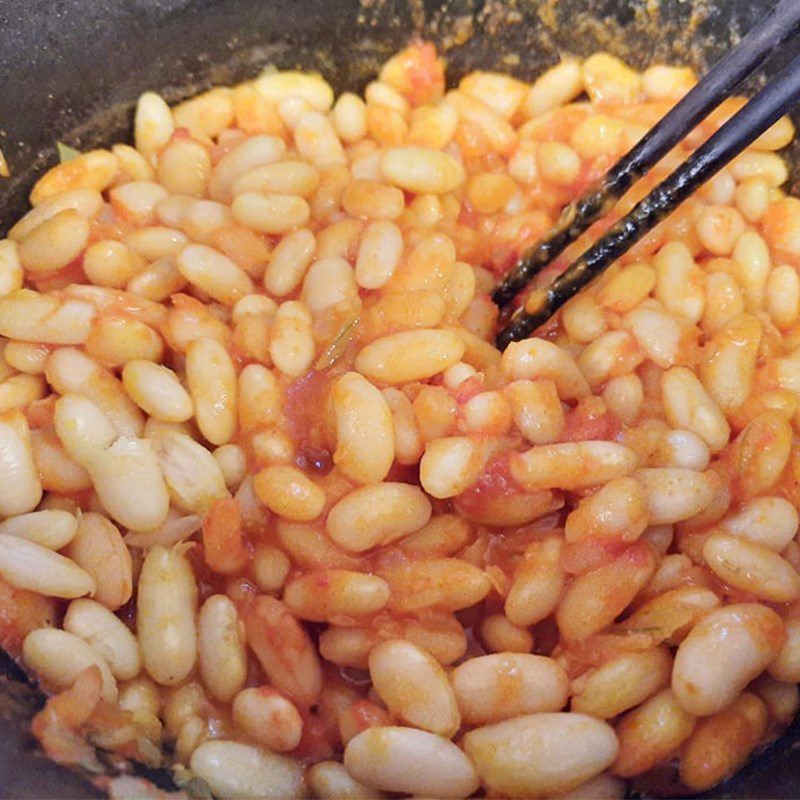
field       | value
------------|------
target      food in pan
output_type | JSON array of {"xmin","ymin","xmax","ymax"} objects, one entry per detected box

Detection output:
[{"xmin": 1, "ymin": 41, "xmax": 799, "ymax": 798}]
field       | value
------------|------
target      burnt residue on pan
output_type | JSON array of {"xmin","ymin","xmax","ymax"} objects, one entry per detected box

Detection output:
[{"xmin": 2, "ymin": 1, "xmax": 800, "ymax": 797}]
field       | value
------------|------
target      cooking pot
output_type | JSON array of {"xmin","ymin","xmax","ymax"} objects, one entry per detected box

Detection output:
[{"xmin": 1, "ymin": 0, "xmax": 800, "ymax": 796}]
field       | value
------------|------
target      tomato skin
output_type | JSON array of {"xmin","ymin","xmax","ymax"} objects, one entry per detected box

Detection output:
[
  {"xmin": 202, "ymin": 497, "xmax": 250, "ymax": 575},
  {"xmin": 562, "ymin": 399, "xmax": 623, "ymax": 442},
  {"xmin": 455, "ymin": 453, "xmax": 517, "ymax": 518},
  {"xmin": 561, "ymin": 536, "xmax": 630, "ymax": 575},
  {"xmin": 30, "ymin": 666, "xmax": 103, "ymax": 766},
  {"xmin": 391, "ymin": 41, "xmax": 446, "ymax": 106},
  {"xmin": 0, "ymin": 575, "xmax": 58, "ymax": 658},
  {"xmin": 283, "ymin": 369, "xmax": 333, "ymax": 451}
]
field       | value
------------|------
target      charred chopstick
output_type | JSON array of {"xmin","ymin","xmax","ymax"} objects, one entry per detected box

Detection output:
[
  {"xmin": 496, "ymin": 48, "xmax": 800, "ymax": 351},
  {"xmin": 491, "ymin": 0, "xmax": 800, "ymax": 310}
]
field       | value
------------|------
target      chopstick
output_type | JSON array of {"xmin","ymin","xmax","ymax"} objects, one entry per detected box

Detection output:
[
  {"xmin": 491, "ymin": 0, "xmax": 800, "ymax": 311},
  {"xmin": 495, "ymin": 47, "xmax": 800, "ymax": 351}
]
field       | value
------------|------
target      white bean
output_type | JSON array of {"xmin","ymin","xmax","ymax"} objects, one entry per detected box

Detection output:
[
  {"xmin": 64, "ymin": 598, "xmax": 141, "ymax": 680},
  {"xmin": 137, "ymin": 545, "xmax": 198, "ymax": 686},
  {"xmin": 23, "ymin": 627, "xmax": 117, "ymax": 701},
  {"xmin": 344, "ymin": 727, "xmax": 479, "ymax": 799},
  {"xmin": 190, "ymin": 740, "xmax": 306, "ymax": 800},
  {"xmin": 0, "ymin": 534, "xmax": 94, "ymax": 598}
]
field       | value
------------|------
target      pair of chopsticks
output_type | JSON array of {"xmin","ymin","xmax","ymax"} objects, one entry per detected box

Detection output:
[{"xmin": 493, "ymin": 0, "xmax": 800, "ymax": 351}]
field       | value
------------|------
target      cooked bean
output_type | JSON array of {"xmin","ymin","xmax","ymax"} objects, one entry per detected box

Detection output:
[
  {"xmin": 420, "ymin": 436, "xmax": 490, "ymax": 498},
  {"xmin": 232, "ymin": 686, "xmax": 303, "ymax": 752},
  {"xmin": 295, "ymin": 111, "xmax": 346, "ymax": 165},
  {"xmin": 4, "ymin": 342, "xmax": 48, "ymax": 374},
  {"xmin": 672, "ymin": 603, "xmax": 785, "ymax": 716},
  {"xmin": 47, "ymin": 348, "xmax": 144, "ymax": 436},
  {"xmin": 755, "ymin": 677, "xmax": 800, "ymax": 738},
  {"xmin": 198, "ymin": 594, "xmax": 247, "ymax": 703},
  {"xmin": 176, "ymin": 244, "xmax": 253, "ymax": 305},
  {"xmin": 23, "ymin": 628, "xmax": 117, "ymax": 701},
  {"xmin": 331, "ymin": 371, "xmax": 394, "ymax": 484},
  {"xmin": 0, "ymin": 534, "xmax": 94, "ymax": 598},
  {"xmin": 700, "ymin": 313, "xmax": 762, "ymax": 413},
  {"xmin": 565, "ymin": 477, "xmax": 648, "ymax": 543},
  {"xmin": 254, "ymin": 465, "xmax": 325, "ymax": 521},
  {"xmin": 181, "ymin": 199, "xmax": 233, "ymax": 243},
  {"xmin": 9, "ymin": 188, "xmax": 103, "ymax": 242},
  {"xmin": 626, "ymin": 303, "xmax": 684, "ymax": 367},
  {"xmin": 264, "ymin": 227, "xmax": 316, "ymax": 297},
  {"xmin": 451, "ymin": 653, "xmax": 568, "ymax": 724},
  {"xmin": 635, "ymin": 468, "xmax": 719, "ymax": 525},
  {"xmin": 240, "ymin": 594, "xmax": 322, "ymax": 707},
  {"xmin": 733, "ymin": 410, "xmax": 792, "ymax": 497},
  {"xmin": 307, "ymin": 761, "xmax": 383, "ymax": 800},
  {"xmin": 344, "ymin": 727, "xmax": 479, "ymax": 799},
  {"xmin": 571, "ymin": 647, "xmax": 671, "ymax": 718},
  {"xmin": 284, "ymin": 570, "xmax": 390, "ymax": 622},
  {"xmin": 210, "ymin": 135, "xmax": 287, "ymax": 201},
  {"xmin": 110, "ymin": 181, "xmax": 169, "ymax": 225},
  {"xmin": 651, "ymin": 429, "xmax": 710, "ymax": 471},
  {"xmin": 122, "ymin": 360, "xmax": 193, "ymax": 422},
  {"xmin": 661, "ymin": 367, "xmax": 730, "ymax": 452},
  {"xmin": 326, "ymin": 483, "xmax": 432, "ymax": 551},
  {"xmin": 30, "ymin": 149, "xmax": 118, "ymax": 205},
  {"xmin": 653, "ymin": 241, "xmax": 705, "ymax": 323},
  {"xmin": 238, "ymin": 363, "xmax": 280, "ymax": 431},
  {"xmin": 380, "ymin": 557, "xmax": 491, "ymax": 613},
  {"xmin": 381, "ymin": 147, "xmax": 466, "ymax": 193},
  {"xmin": 0, "ymin": 240, "xmax": 24, "ymax": 297},
  {"xmin": 64, "ymin": 598, "xmax": 141, "ymax": 680},
  {"xmin": 769, "ymin": 614, "xmax": 800, "ymax": 683},
  {"xmin": 65, "ymin": 512, "xmax": 132, "ymax": 610},
  {"xmin": 369, "ymin": 639, "xmax": 460, "ymax": 736},
  {"xmin": 0, "ymin": 419, "xmax": 40, "ymax": 517},
  {"xmin": 643, "ymin": 64, "xmax": 696, "ymax": 98},
  {"xmin": 135, "ymin": 92, "xmax": 174, "ymax": 162},
  {"xmin": 355, "ymin": 220, "xmax": 403, "ymax": 289},
  {"xmin": 80, "ymin": 429, "xmax": 170, "ymax": 532},
  {"xmin": 85, "ymin": 314, "xmax": 164, "ymax": 368},
  {"xmin": 578, "ymin": 330, "xmax": 643, "ymax": 387},
  {"xmin": 462, "ymin": 713, "xmax": 619, "ymax": 798},
  {"xmin": 157, "ymin": 138, "xmax": 211, "ymax": 196},
  {"xmin": 524, "ymin": 59, "xmax": 583, "ymax": 115},
  {"xmin": 703, "ymin": 533, "xmax": 800, "ymax": 602},
  {"xmin": 0, "ymin": 290, "xmax": 96, "ymax": 345},
  {"xmin": 679, "ymin": 693, "xmax": 768, "ymax": 792},
  {"xmin": 479, "ymin": 613, "xmax": 534, "ymax": 654},
  {"xmin": 252, "ymin": 545, "xmax": 291, "ymax": 593},
  {"xmin": 190, "ymin": 740, "xmax": 306, "ymax": 800},
  {"xmin": 505, "ymin": 379, "xmax": 565, "ymax": 444},
  {"xmin": 505, "ymin": 536, "xmax": 565, "ymax": 627},
  {"xmin": 613, "ymin": 689, "xmax": 696, "ymax": 777},
  {"xmin": 269, "ymin": 301, "xmax": 315, "ymax": 378},
  {"xmin": 233, "ymin": 161, "xmax": 319, "ymax": 198},
  {"xmin": 124, "ymin": 226, "xmax": 188, "ymax": 261},
  {"xmin": 619, "ymin": 586, "xmax": 721, "ymax": 645},
  {"xmin": 232, "ymin": 191, "xmax": 310, "ymax": 234},
  {"xmin": 18, "ymin": 210, "xmax": 89, "ymax": 274},
  {"xmin": 186, "ymin": 337, "xmax": 237, "ymax": 445},
  {"xmin": 557, "ymin": 542, "xmax": 656, "ymax": 642},
  {"xmin": 0, "ymin": 510, "xmax": 77, "ymax": 550},
  {"xmin": 150, "ymin": 429, "xmax": 229, "ymax": 514},
  {"xmin": 355, "ymin": 328, "xmax": 464, "ymax": 384},
  {"xmin": 511, "ymin": 441, "xmax": 637, "ymax": 491},
  {"xmin": 137, "ymin": 545, "xmax": 198, "ymax": 686}
]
